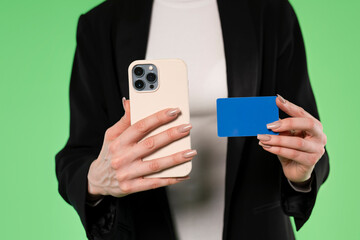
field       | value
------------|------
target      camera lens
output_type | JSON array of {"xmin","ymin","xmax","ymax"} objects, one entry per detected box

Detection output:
[
  {"xmin": 146, "ymin": 73, "xmax": 157, "ymax": 82},
  {"xmin": 134, "ymin": 67, "xmax": 144, "ymax": 77},
  {"xmin": 134, "ymin": 80, "xmax": 145, "ymax": 90}
]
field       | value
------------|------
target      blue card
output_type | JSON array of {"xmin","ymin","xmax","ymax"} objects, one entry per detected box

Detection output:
[{"xmin": 216, "ymin": 96, "xmax": 279, "ymax": 137}]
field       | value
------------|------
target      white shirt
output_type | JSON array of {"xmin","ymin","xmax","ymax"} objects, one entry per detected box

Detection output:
[{"xmin": 146, "ymin": 0, "xmax": 228, "ymax": 239}]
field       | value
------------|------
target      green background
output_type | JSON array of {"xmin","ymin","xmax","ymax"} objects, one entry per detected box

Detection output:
[{"xmin": 0, "ymin": 0, "xmax": 359, "ymax": 239}]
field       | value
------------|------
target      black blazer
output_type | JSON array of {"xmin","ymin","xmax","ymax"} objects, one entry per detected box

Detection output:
[{"xmin": 55, "ymin": 0, "xmax": 330, "ymax": 239}]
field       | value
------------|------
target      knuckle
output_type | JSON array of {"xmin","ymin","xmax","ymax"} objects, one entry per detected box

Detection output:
[
  {"xmin": 166, "ymin": 128, "xmax": 177, "ymax": 140},
  {"xmin": 167, "ymin": 179, "xmax": 175, "ymax": 186},
  {"xmin": 110, "ymin": 160, "xmax": 118, "ymax": 169},
  {"xmin": 320, "ymin": 147, "xmax": 326, "ymax": 156},
  {"xmin": 296, "ymin": 139, "xmax": 305, "ymax": 149},
  {"xmin": 155, "ymin": 111, "xmax": 164, "ymax": 124},
  {"xmin": 308, "ymin": 119, "xmax": 317, "ymax": 130},
  {"xmin": 285, "ymin": 119, "xmax": 293, "ymax": 129},
  {"xmin": 298, "ymin": 107, "xmax": 306, "ymax": 117},
  {"xmin": 142, "ymin": 137, "xmax": 155, "ymax": 150},
  {"xmin": 111, "ymin": 155, "xmax": 127, "ymax": 169},
  {"xmin": 309, "ymin": 155, "xmax": 319, "ymax": 165},
  {"xmin": 276, "ymin": 136, "xmax": 284, "ymax": 146},
  {"xmin": 173, "ymin": 153, "xmax": 183, "ymax": 164},
  {"xmin": 271, "ymin": 137, "xmax": 280, "ymax": 146},
  {"xmin": 149, "ymin": 160, "xmax": 161, "ymax": 172},
  {"xmin": 317, "ymin": 121, "xmax": 324, "ymax": 131},
  {"xmin": 289, "ymin": 150, "xmax": 300, "ymax": 160},
  {"xmin": 116, "ymin": 172, "xmax": 129, "ymax": 183},
  {"xmin": 104, "ymin": 128, "xmax": 112, "ymax": 139},
  {"xmin": 135, "ymin": 119, "xmax": 148, "ymax": 133},
  {"xmin": 108, "ymin": 142, "xmax": 118, "ymax": 154},
  {"xmin": 272, "ymin": 147, "xmax": 281, "ymax": 155},
  {"xmin": 276, "ymin": 147, "xmax": 284, "ymax": 156},
  {"xmin": 151, "ymin": 182, "xmax": 159, "ymax": 190},
  {"xmin": 322, "ymin": 133, "xmax": 328, "ymax": 145},
  {"xmin": 119, "ymin": 182, "xmax": 132, "ymax": 194}
]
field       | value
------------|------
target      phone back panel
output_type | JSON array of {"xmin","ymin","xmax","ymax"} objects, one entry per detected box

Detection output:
[{"xmin": 128, "ymin": 59, "xmax": 192, "ymax": 178}]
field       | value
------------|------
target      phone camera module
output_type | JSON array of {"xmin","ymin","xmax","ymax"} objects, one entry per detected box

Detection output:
[
  {"xmin": 132, "ymin": 64, "xmax": 158, "ymax": 92},
  {"xmin": 134, "ymin": 80, "xmax": 145, "ymax": 90},
  {"xmin": 146, "ymin": 73, "xmax": 157, "ymax": 83},
  {"xmin": 134, "ymin": 67, "xmax": 144, "ymax": 77}
]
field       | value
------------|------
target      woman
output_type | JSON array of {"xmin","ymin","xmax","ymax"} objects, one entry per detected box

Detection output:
[{"xmin": 56, "ymin": 0, "xmax": 329, "ymax": 239}]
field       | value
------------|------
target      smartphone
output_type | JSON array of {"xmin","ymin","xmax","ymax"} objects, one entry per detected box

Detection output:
[{"xmin": 128, "ymin": 59, "xmax": 192, "ymax": 178}]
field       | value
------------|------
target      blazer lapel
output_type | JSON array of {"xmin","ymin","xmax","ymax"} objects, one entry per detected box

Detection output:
[{"xmin": 217, "ymin": 0, "xmax": 260, "ymax": 235}]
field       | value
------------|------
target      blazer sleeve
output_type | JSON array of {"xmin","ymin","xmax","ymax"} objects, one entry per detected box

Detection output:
[
  {"xmin": 55, "ymin": 15, "xmax": 118, "ymax": 239},
  {"xmin": 275, "ymin": 2, "xmax": 330, "ymax": 230}
]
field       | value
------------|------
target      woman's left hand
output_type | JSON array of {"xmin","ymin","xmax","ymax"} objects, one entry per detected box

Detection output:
[{"xmin": 257, "ymin": 95, "xmax": 327, "ymax": 184}]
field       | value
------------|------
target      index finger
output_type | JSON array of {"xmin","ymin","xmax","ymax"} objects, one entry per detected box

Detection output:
[
  {"xmin": 276, "ymin": 94, "xmax": 315, "ymax": 119},
  {"xmin": 118, "ymin": 107, "xmax": 181, "ymax": 145}
]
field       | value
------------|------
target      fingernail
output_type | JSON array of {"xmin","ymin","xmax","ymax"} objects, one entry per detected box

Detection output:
[
  {"xmin": 267, "ymin": 121, "xmax": 281, "ymax": 129},
  {"xmin": 122, "ymin": 97, "xmax": 126, "ymax": 111},
  {"xmin": 167, "ymin": 108, "xmax": 181, "ymax": 117},
  {"xmin": 257, "ymin": 134, "xmax": 271, "ymax": 141},
  {"xmin": 259, "ymin": 142, "xmax": 272, "ymax": 148},
  {"xmin": 183, "ymin": 149, "xmax": 197, "ymax": 158},
  {"xmin": 176, "ymin": 176, "xmax": 190, "ymax": 181},
  {"xmin": 178, "ymin": 124, "xmax": 192, "ymax": 133},
  {"xmin": 277, "ymin": 94, "xmax": 286, "ymax": 104}
]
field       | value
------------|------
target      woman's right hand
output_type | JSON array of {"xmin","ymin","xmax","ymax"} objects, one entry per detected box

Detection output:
[{"xmin": 87, "ymin": 98, "xmax": 196, "ymax": 199}]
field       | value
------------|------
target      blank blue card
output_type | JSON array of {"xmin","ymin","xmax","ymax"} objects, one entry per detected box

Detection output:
[{"xmin": 216, "ymin": 96, "xmax": 279, "ymax": 137}]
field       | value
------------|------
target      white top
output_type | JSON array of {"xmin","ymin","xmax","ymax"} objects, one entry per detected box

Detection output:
[{"xmin": 145, "ymin": 0, "xmax": 228, "ymax": 239}]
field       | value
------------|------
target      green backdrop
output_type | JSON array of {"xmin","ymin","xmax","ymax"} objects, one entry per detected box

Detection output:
[{"xmin": 1, "ymin": 0, "xmax": 359, "ymax": 239}]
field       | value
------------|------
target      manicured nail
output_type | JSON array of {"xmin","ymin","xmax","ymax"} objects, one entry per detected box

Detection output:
[
  {"xmin": 259, "ymin": 142, "xmax": 272, "ymax": 148},
  {"xmin": 178, "ymin": 124, "xmax": 192, "ymax": 133},
  {"xmin": 257, "ymin": 134, "xmax": 271, "ymax": 141},
  {"xmin": 277, "ymin": 94, "xmax": 286, "ymax": 104},
  {"xmin": 122, "ymin": 97, "xmax": 126, "ymax": 111},
  {"xmin": 167, "ymin": 108, "xmax": 181, "ymax": 117},
  {"xmin": 267, "ymin": 121, "xmax": 281, "ymax": 129},
  {"xmin": 176, "ymin": 176, "xmax": 190, "ymax": 181},
  {"xmin": 183, "ymin": 149, "xmax": 197, "ymax": 158}
]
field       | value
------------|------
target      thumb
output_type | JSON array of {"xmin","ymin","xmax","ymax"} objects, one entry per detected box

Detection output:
[{"xmin": 105, "ymin": 97, "xmax": 131, "ymax": 140}]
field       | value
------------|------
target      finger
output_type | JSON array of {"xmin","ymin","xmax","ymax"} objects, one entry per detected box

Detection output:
[
  {"xmin": 119, "ymin": 176, "xmax": 190, "ymax": 194},
  {"xmin": 279, "ymin": 130, "xmax": 301, "ymax": 137},
  {"xmin": 276, "ymin": 117, "xmax": 301, "ymax": 137},
  {"xmin": 105, "ymin": 98, "xmax": 131, "ymax": 141},
  {"xmin": 257, "ymin": 134, "xmax": 321, "ymax": 153},
  {"xmin": 119, "ymin": 107, "xmax": 181, "ymax": 144},
  {"xmin": 123, "ymin": 98, "xmax": 131, "ymax": 121},
  {"xmin": 129, "ymin": 149, "xmax": 196, "ymax": 179},
  {"xmin": 130, "ymin": 123, "xmax": 192, "ymax": 159},
  {"xmin": 267, "ymin": 117, "xmax": 323, "ymax": 137},
  {"xmin": 276, "ymin": 94, "xmax": 315, "ymax": 119},
  {"xmin": 259, "ymin": 143, "xmax": 320, "ymax": 166}
]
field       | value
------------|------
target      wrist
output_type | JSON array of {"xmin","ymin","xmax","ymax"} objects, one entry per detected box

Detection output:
[
  {"xmin": 86, "ymin": 189, "xmax": 104, "ymax": 207},
  {"xmin": 86, "ymin": 191, "xmax": 103, "ymax": 203},
  {"xmin": 87, "ymin": 180, "xmax": 105, "ymax": 206},
  {"xmin": 87, "ymin": 181, "xmax": 104, "ymax": 196},
  {"xmin": 290, "ymin": 174, "xmax": 312, "ymax": 188},
  {"xmin": 87, "ymin": 158, "xmax": 105, "ymax": 196},
  {"xmin": 288, "ymin": 175, "xmax": 313, "ymax": 193}
]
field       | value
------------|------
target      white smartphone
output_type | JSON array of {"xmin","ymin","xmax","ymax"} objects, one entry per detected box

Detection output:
[{"xmin": 128, "ymin": 59, "xmax": 192, "ymax": 178}]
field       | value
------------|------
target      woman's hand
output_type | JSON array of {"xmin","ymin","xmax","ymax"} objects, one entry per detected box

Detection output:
[
  {"xmin": 257, "ymin": 95, "xmax": 327, "ymax": 184},
  {"xmin": 87, "ymin": 98, "xmax": 196, "ymax": 199}
]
